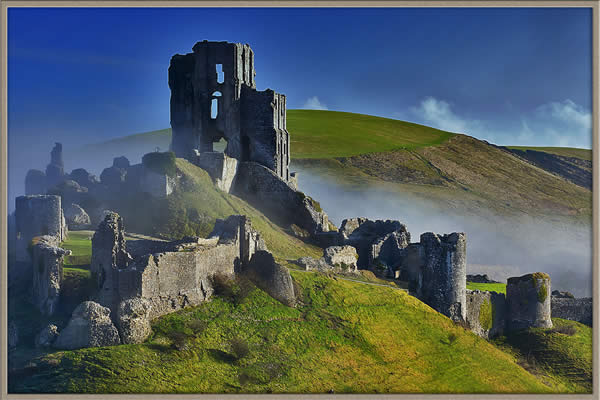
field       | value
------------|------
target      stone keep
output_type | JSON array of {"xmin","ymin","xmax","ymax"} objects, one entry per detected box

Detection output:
[
  {"xmin": 506, "ymin": 273, "xmax": 552, "ymax": 331},
  {"xmin": 169, "ymin": 40, "xmax": 291, "ymax": 182},
  {"xmin": 15, "ymin": 195, "xmax": 66, "ymax": 263}
]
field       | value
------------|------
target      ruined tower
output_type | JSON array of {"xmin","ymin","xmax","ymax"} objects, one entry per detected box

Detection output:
[{"xmin": 169, "ymin": 41, "xmax": 290, "ymax": 182}]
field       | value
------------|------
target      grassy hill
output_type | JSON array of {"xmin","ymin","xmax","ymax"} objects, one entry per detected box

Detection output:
[{"xmin": 11, "ymin": 269, "xmax": 566, "ymax": 394}]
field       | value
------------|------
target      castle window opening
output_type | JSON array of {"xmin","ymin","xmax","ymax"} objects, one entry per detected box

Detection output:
[
  {"xmin": 216, "ymin": 64, "xmax": 224, "ymax": 84},
  {"xmin": 211, "ymin": 91, "xmax": 222, "ymax": 119}
]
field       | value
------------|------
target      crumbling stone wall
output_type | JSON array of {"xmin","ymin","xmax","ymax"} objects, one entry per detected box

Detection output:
[
  {"xmin": 551, "ymin": 296, "xmax": 592, "ymax": 326},
  {"xmin": 234, "ymin": 161, "xmax": 329, "ymax": 234},
  {"xmin": 169, "ymin": 41, "xmax": 290, "ymax": 183},
  {"xmin": 506, "ymin": 273, "xmax": 552, "ymax": 331},
  {"xmin": 195, "ymin": 152, "xmax": 239, "ymax": 192},
  {"xmin": 31, "ymin": 235, "xmax": 70, "ymax": 315},
  {"xmin": 91, "ymin": 212, "xmax": 132, "ymax": 315},
  {"xmin": 15, "ymin": 195, "xmax": 66, "ymax": 263},
  {"xmin": 465, "ymin": 289, "xmax": 506, "ymax": 339}
]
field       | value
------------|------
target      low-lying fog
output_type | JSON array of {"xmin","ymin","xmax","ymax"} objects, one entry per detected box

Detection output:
[{"xmin": 293, "ymin": 165, "xmax": 593, "ymax": 298}]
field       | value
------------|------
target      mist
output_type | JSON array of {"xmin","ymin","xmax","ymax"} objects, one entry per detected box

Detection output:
[{"xmin": 293, "ymin": 165, "xmax": 593, "ymax": 297}]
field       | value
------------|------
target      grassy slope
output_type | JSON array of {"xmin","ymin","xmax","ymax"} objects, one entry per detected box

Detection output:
[
  {"xmin": 172, "ymin": 158, "xmax": 322, "ymax": 261},
  {"xmin": 506, "ymin": 146, "xmax": 592, "ymax": 161},
  {"xmin": 12, "ymin": 271, "xmax": 557, "ymax": 394},
  {"xmin": 495, "ymin": 318, "xmax": 593, "ymax": 393}
]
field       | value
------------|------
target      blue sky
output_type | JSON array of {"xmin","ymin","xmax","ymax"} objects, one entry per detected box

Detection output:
[{"xmin": 6, "ymin": 7, "xmax": 593, "ymax": 206}]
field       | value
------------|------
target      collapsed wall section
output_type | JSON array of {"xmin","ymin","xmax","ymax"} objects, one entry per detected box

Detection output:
[
  {"xmin": 465, "ymin": 289, "xmax": 506, "ymax": 339},
  {"xmin": 31, "ymin": 235, "xmax": 70, "ymax": 316}
]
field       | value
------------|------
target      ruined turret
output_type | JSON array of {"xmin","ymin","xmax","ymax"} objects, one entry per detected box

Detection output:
[
  {"xmin": 418, "ymin": 232, "xmax": 467, "ymax": 321},
  {"xmin": 46, "ymin": 142, "xmax": 65, "ymax": 188},
  {"xmin": 506, "ymin": 272, "xmax": 552, "ymax": 331}
]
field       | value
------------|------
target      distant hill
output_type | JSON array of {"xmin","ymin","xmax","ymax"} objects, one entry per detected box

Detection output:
[{"xmin": 78, "ymin": 110, "xmax": 591, "ymax": 219}]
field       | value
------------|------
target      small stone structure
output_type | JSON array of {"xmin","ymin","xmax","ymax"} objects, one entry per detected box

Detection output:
[
  {"xmin": 117, "ymin": 298, "xmax": 152, "ymax": 344},
  {"xmin": 246, "ymin": 250, "xmax": 296, "ymax": 307},
  {"xmin": 506, "ymin": 273, "xmax": 552, "ymax": 331},
  {"xmin": 294, "ymin": 245, "xmax": 359, "ymax": 274},
  {"xmin": 551, "ymin": 296, "xmax": 592, "ymax": 326},
  {"xmin": 64, "ymin": 203, "xmax": 91, "ymax": 230},
  {"xmin": 15, "ymin": 195, "xmax": 66, "ymax": 263},
  {"xmin": 46, "ymin": 142, "xmax": 65, "ymax": 188},
  {"xmin": 31, "ymin": 235, "xmax": 71, "ymax": 315}
]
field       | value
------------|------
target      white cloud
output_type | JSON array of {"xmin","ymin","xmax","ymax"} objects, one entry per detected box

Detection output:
[
  {"xmin": 302, "ymin": 96, "xmax": 328, "ymax": 110},
  {"xmin": 398, "ymin": 97, "xmax": 592, "ymax": 148}
]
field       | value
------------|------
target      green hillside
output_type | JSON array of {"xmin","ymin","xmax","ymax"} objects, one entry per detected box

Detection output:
[
  {"xmin": 11, "ymin": 269, "xmax": 562, "ymax": 394},
  {"xmin": 287, "ymin": 110, "xmax": 455, "ymax": 158}
]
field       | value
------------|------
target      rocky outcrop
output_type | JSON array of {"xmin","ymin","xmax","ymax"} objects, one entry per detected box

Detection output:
[
  {"xmin": 31, "ymin": 235, "xmax": 71, "ymax": 315},
  {"xmin": 246, "ymin": 250, "xmax": 296, "ymax": 307},
  {"xmin": 552, "ymin": 290, "xmax": 575, "ymax": 299},
  {"xmin": 551, "ymin": 296, "xmax": 592, "ymax": 326},
  {"xmin": 54, "ymin": 301, "xmax": 121, "ymax": 350},
  {"xmin": 506, "ymin": 273, "xmax": 552, "ymax": 331},
  {"xmin": 64, "ymin": 203, "xmax": 91, "ymax": 230},
  {"xmin": 35, "ymin": 324, "xmax": 59, "ymax": 348},
  {"xmin": 117, "ymin": 298, "xmax": 152, "ymax": 344}
]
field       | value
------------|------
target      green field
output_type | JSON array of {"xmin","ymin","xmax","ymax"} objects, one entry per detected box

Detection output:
[
  {"xmin": 12, "ymin": 271, "xmax": 561, "ymax": 394},
  {"xmin": 466, "ymin": 282, "xmax": 507, "ymax": 294},
  {"xmin": 506, "ymin": 146, "xmax": 592, "ymax": 161}
]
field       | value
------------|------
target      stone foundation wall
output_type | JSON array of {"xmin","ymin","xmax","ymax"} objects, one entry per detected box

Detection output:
[{"xmin": 551, "ymin": 297, "xmax": 592, "ymax": 326}]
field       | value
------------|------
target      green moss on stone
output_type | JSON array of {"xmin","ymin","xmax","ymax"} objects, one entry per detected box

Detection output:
[
  {"xmin": 142, "ymin": 151, "xmax": 177, "ymax": 177},
  {"xmin": 537, "ymin": 282, "xmax": 548, "ymax": 303},
  {"xmin": 479, "ymin": 298, "xmax": 493, "ymax": 331}
]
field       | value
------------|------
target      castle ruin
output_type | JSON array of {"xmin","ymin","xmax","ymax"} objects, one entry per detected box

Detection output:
[{"xmin": 169, "ymin": 40, "xmax": 290, "ymax": 183}]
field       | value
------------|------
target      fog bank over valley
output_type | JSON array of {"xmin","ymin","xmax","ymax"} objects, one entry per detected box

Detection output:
[{"xmin": 293, "ymin": 164, "xmax": 592, "ymax": 297}]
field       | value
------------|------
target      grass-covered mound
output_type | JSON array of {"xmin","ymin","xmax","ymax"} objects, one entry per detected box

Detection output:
[
  {"xmin": 11, "ymin": 271, "xmax": 556, "ymax": 394},
  {"xmin": 494, "ymin": 318, "xmax": 592, "ymax": 393},
  {"xmin": 466, "ymin": 282, "xmax": 507, "ymax": 294}
]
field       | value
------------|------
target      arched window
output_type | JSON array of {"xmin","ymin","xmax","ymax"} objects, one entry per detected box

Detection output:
[{"xmin": 211, "ymin": 91, "xmax": 222, "ymax": 119}]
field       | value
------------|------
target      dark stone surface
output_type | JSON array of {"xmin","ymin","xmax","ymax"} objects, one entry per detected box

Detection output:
[
  {"xmin": 246, "ymin": 250, "xmax": 295, "ymax": 307},
  {"xmin": 506, "ymin": 273, "xmax": 552, "ymax": 331},
  {"xmin": 467, "ymin": 274, "xmax": 500, "ymax": 284},
  {"xmin": 551, "ymin": 297, "xmax": 592, "ymax": 326},
  {"xmin": 113, "ymin": 156, "xmax": 131, "ymax": 169}
]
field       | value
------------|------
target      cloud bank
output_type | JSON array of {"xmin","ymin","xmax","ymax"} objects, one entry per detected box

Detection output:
[
  {"xmin": 400, "ymin": 97, "xmax": 592, "ymax": 148},
  {"xmin": 302, "ymin": 96, "xmax": 328, "ymax": 110}
]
